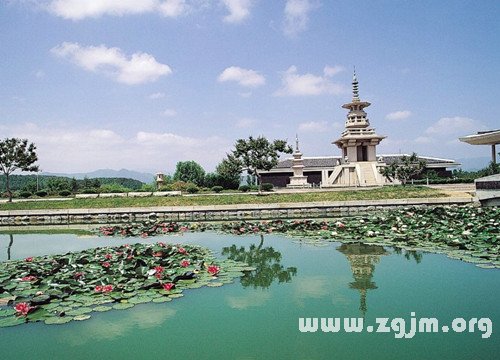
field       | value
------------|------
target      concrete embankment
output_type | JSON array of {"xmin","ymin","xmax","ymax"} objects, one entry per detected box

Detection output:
[{"xmin": 0, "ymin": 197, "xmax": 474, "ymax": 227}]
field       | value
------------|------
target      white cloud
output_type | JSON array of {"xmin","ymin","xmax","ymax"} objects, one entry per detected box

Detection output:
[
  {"xmin": 386, "ymin": 110, "xmax": 412, "ymax": 121},
  {"xmin": 235, "ymin": 117, "xmax": 257, "ymax": 128},
  {"xmin": 283, "ymin": 0, "xmax": 319, "ymax": 37},
  {"xmin": 158, "ymin": 0, "xmax": 187, "ymax": 17},
  {"xmin": 413, "ymin": 136, "xmax": 432, "ymax": 144},
  {"xmin": 323, "ymin": 65, "xmax": 344, "ymax": 77},
  {"xmin": 274, "ymin": 65, "xmax": 345, "ymax": 96},
  {"xmin": 3, "ymin": 123, "xmax": 230, "ymax": 173},
  {"xmin": 226, "ymin": 290, "xmax": 271, "ymax": 310},
  {"xmin": 218, "ymin": 66, "xmax": 265, "ymax": 87},
  {"xmin": 162, "ymin": 108, "xmax": 177, "ymax": 117},
  {"xmin": 47, "ymin": 0, "xmax": 188, "ymax": 20},
  {"xmin": 221, "ymin": 0, "xmax": 253, "ymax": 23},
  {"xmin": 51, "ymin": 42, "xmax": 172, "ymax": 85},
  {"xmin": 148, "ymin": 92, "xmax": 166, "ymax": 99},
  {"xmin": 425, "ymin": 116, "xmax": 486, "ymax": 136},
  {"xmin": 34, "ymin": 70, "xmax": 46, "ymax": 79},
  {"xmin": 298, "ymin": 120, "xmax": 329, "ymax": 132}
]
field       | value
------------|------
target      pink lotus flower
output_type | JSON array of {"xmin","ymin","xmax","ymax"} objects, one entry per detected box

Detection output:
[
  {"xmin": 141, "ymin": 232, "xmax": 148, "ymax": 238},
  {"xmin": 95, "ymin": 285, "xmax": 103, "ymax": 292},
  {"xmin": 158, "ymin": 242, "xmax": 166, "ymax": 247},
  {"xmin": 15, "ymin": 302, "xmax": 32, "ymax": 316},
  {"xmin": 336, "ymin": 221, "xmax": 346, "ymax": 228},
  {"xmin": 102, "ymin": 262, "xmax": 110, "ymax": 268},
  {"xmin": 104, "ymin": 253, "xmax": 113, "ymax": 260},
  {"xmin": 321, "ymin": 225, "xmax": 328, "ymax": 230},
  {"xmin": 102, "ymin": 285, "xmax": 113, "ymax": 293},
  {"xmin": 180, "ymin": 260, "xmax": 190, "ymax": 267},
  {"xmin": 207, "ymin": 265, "xmax": 220, "ymax": 276},
  {"xmin": 154, "ymin": 266, "xmax": 164, "ymax": 273},
  {"xmin": 180, "ymin": 226, "xmax": 188, "ymax": 232},
  {"xmin": 178, "ymin": 247, "xmax": 187, "ymax": 254},
  {"xmin": 126, "ymin": 255, "xmax": 134, "ymax": 261},
  {"xmin": 153, "ymin": 251, "xmax": 163, "ymax": 257},
  {"xmin": 25, "ymin": 257, "xmax": 33, "ymax": 262},
  {"xmin": 163, "ymin": 283, "xmax": 175, "ymax": 291},
  {"xmin": 74, "ymin": 272, "xmax": 84, "ymax": 280},
  {"xmin": 21, "ymin": 276, "xmax": 37, "ymax": 282}
]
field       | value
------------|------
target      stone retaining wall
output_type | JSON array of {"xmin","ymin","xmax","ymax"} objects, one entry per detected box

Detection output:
[{"xmin": 0, "ymin": 197, "xmax": 474, "ymax": 227}]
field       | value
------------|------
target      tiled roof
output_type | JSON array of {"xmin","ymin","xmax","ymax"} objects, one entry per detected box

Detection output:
[
  {"xmin": 272, "ymin": 154, "xmax": 458, "ymax": 171},
  {"xmin": 275, "ymin": 157, "xmax": 340, "ymax": 169}
]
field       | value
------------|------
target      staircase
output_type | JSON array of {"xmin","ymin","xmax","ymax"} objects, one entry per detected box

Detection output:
[{"xmin": 356, "ymin": 162, "xmax": 377, "ymax": 186}]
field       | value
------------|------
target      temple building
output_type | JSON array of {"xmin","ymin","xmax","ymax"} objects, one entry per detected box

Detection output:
[{"xmin": 260, "ymin": 71, "xmax": 459, "ymax": 187}]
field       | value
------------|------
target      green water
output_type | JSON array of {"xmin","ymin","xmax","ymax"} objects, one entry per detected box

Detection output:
[{"xmin": 0, "ymin": 232, "xmax": 498, "ymax": 359}]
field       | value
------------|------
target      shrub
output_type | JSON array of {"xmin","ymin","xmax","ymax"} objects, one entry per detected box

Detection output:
[
  {"xmin": 261, "ymin": 183, "xmax": 274, "ymax": 192},
  {"xmin": 19, "ymin": 191, "xmax": 32, "ymax": 198},
  {"xmin": 100, "ymin": 183, "xmax": 131, "ymax": 193},
  {"xmin": 212, "ymin": 186, "xmax": 224, "ymax": 193},
  {"xmin": 249, "ymin": 185, "xmax": 259, "ymax": 191},
  {"xmin": 186, "ymin": 184, "xmax": 199, "ymax": 194},
  {"xmin": 239, "ymin": 185, "xmax": 250, "ymax": 192},
  {"xmin": 59, "ymin": 190, "xmax": 72, "ymax": 197},
  {"xmin": 81, "ymin": 188, "xmax": 98, "ymax": 194},
  {"xmin": 171, "ymin": 181, "xmax": 190, "ymax": 192},
  {"xmin": 159, "ymin": 184, "xmax": 173, "ymax": 191},
  {"xmin": 36, "ymin": 190, "xmax": 48, "ymax": 197}
]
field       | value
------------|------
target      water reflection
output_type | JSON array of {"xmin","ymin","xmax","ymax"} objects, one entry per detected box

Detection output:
[
  {"xmin": 392, "ymin": 247, "xmax": 423, "ymax": 264},
  {"xmin": 337, "ymin": 243, "xmax": 388, "ymax": 317},
  {"xmin": 222, "ymin": 234, "xmax": 298, "ymax": 289}
]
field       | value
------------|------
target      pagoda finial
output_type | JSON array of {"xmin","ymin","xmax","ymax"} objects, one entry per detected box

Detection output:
[
  {"xmin": 295, "ymin": 134, "xmax": 299, "ymax": 151},
  {"xmin": 352, "ymin": 67, "xmax": 360, "ymax": 102}
]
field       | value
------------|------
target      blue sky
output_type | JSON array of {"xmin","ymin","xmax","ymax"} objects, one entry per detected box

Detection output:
[{"xmin": 1, "ymin": 0, "xmax": 499, "ymax": 174}]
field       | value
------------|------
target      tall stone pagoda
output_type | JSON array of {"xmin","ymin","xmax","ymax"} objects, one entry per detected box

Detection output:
[
  {"xmin": 334, "ymin": 71, "xmax": 385, "ymax": 162},
  {"xmin": 321, "ymin": 70, "xmax": 388, "ymax": 187},
  {"xmin": 287, "ymin": 135, "xmax": 311, "ymax": 188}
]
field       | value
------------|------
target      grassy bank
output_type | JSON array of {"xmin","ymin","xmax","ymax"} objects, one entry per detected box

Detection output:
[{"xmin": 0, "ymin": 186, "xmax": 447, "ymax": 211}]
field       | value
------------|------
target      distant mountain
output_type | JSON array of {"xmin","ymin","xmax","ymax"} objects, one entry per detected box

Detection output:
[
  {"xmin": 42, "ymin": 169, "xmax": 155, "ymax": 184},
  {"xmin": 455, "ymin": 157, "xmax": 492, "ymax": 171}
]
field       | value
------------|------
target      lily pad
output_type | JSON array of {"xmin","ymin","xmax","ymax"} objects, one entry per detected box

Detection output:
[
  {"xmin": 93, "ymin": 306, "xmax": 112, "ymax": 312},
  {"xmin": 113, "ymin": 303, "xmax": 135, "ymax": 310},
  {"xmin": 44, "ymin": 316, "xmax": 73, "ymax": 325},
  {"xmin": 0, "ymin": 316, "xmax": 25, "ymax": 328},
  {"xmin": 73, "ymin": 314, "xmax": 91, "ymax": 321}
]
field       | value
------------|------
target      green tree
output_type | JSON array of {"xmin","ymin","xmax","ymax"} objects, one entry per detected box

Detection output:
[
  {"xmin": 221, "ymin": 235, "xmax": 297, "ymax": 289},
  {"xmin": 173, "ymin": 161, "xmax": 206, "ymax": 186},
  {"xmin": 380, "ymin": 153, "xmax": 426, "ymax": 185},
  {"xmin": 226, "ymin": 136, "xmax": 292, "ymax": 192},
  {"xmin": 0, "ymin": 138, "xmax": 39, "ymax": 202}
]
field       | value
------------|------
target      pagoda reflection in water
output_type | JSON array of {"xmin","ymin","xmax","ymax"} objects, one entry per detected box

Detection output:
[{"xmin": 337, "ymin": 243, "xmax": 388, "ymax": 317}]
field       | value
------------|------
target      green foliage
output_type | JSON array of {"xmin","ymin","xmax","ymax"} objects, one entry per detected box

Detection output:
[
  {"xmin": 226, "ymin": 136, "xmax": 292, "ymax": 192},
  {"xmin": 215, "ymin": 156, "xmax": 241, "ymax": 189},
  {"xmin": 186, "ymin": 184, "xmax": 200, "ymax": 194},
  {"xmin": 173, "ymin": 161, "xmax": 206, "ymax": 186},
  {"xmin": 19, "ymin": 191, "xmax": 32, "ymax": 198},
  {"xmin": 46, "ymin": 177, "xmax": 70, "ymax": 194},
  {"xmin": 238, "ymin": 185, "xmax": 250, "ymax": 192},
  {"xmin": 211, "ymin": 186, "xmax": 224, "ymax": 193},
  {"xmin": 0, "ymin": 138, "xmax": 39, "ymax": 202},
  {"xmin": 139, "ymin": 184, "xmax": 155, "ymax": 192},
  {"xmin": 261, "ymin": 183, "xmax": 274, "ymax": 192},
  {"xmin": 452, "ymin": 161, "xmax": 500, "ymax": 180},
  {"xmin": 99, "ymin": 183, "xmax": 131, "ymax": 193},
  {"xmin": 170, "ymin": 181, "xmax": 190, "ymax": 192},
  {"xmin": 380, "ymin": 153, "xmax": 426, "ymax": 185},
  {"xmin": 35, "ymin": 190, "xmax": 48, "ymax": 197},
  {"xmin": 58, "ymin": 190, "xmax": 72, "ymax": 197}
]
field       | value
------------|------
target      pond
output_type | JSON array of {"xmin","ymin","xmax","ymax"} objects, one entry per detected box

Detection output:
[{"xmin": 0, "ymin": 231, "xmax": 498, "ymax": 359}]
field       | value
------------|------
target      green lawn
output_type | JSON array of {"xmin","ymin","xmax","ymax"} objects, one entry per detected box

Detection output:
[{"xmin": 0, "ymin": 186, "xmax": 447, "ymax": 211}]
